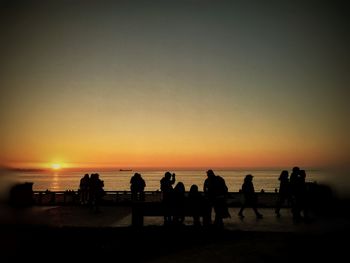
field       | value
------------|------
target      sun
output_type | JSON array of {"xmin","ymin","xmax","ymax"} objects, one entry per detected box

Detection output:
[{"xmin": 51, "ymin": 163, "xmax": 62, "ymax": 170}]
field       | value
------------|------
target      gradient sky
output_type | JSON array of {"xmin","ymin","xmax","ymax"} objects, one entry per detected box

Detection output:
[{"xmin": 0, "ymin": 0, "xmax": 348, "ymax": 169}]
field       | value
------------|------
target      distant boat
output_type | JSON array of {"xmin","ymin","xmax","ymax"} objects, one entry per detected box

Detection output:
[{"xmin": 119, "ymin": 169, "xmax": 132, "ymax": 171}]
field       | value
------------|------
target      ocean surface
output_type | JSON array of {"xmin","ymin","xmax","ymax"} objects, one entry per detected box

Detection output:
[{"xmin": 1, "ymin": 169, "xmax": 328, "ymax": 193}]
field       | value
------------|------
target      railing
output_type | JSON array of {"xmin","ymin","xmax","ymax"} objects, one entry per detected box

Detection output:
[
  {"xmin": 32, "ymin": 190, "xmax": 282, "ymax": 207},
  {"xmin": 33, "ymin": 190, "xmax": 163, "ymax": 205}
]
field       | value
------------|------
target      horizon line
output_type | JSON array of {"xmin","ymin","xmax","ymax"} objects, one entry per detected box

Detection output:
[{"xmin": 2, "ymin": 165, "xmax": 324, "ymax": 172}]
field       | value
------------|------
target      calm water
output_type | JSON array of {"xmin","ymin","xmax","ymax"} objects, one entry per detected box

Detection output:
[{"xmin": 3, "ymin": 169, "xmax": 327, "ymax": 193}]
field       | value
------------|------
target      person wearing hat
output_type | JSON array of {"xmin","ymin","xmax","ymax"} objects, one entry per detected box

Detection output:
[{"xmin": 238, "ymin": 174, "xmax": 263, "ymax": 219}]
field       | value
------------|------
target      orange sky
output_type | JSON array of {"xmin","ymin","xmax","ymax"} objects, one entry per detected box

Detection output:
[{"xmin": 0, "ymin": 1, "xmax": 348, "ymax": 170}]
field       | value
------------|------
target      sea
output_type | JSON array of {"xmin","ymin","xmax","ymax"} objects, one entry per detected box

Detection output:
[{"xmin": 0, "ymin": 169, "xmax": 329, "ymax": 193}]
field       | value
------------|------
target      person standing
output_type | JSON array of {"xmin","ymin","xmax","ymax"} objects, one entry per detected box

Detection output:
[
  {"xmin": 275, "ymin": 170, "xmax": 290, "ymax": 217},
  {"xmin": 188, "ymin": 184, "xmax": 203, "ymax": 226},
  {"xmin": 203, "ymin": 169, "xmax": 230, "ymax": 228},
  {"xmin": 295, "ymin": 169, "xmax": 308, "ymax": 221},
  {"xmin": 238, "ymin": 174, "xmax": 263, "ymax": 219},
  {"xmin": 89, "ymin": 173, "xmax": 104, "ymax": 213},
  {"xmin": 173, "ymin": 182, "xmax": 186, "ymax": 225},
  {"xmin": 130, "ymin": 173, "xmax": 146, "ymax": 201},
  {"xmin": 79, "ymin": 174, "xmax": 90, "ymax": 205},
  {"xmin": 160, "ymin": 171, "xmax": 176, "ymax": 225},
  {"xmin": 289, "ymin": 167, "xmax": 302, "ymax": 220}
]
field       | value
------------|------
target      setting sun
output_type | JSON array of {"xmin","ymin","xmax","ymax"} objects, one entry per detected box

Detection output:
[{"xmin": 51, "ymin": 163, "xmax": 62, "ymax": 170}]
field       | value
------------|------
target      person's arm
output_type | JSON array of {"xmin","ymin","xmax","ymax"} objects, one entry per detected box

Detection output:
[
  {"xmin": 204, "ymin": 180, "xmax": 208, "ymax": 192},
  {"xmin": 160, "ymin": 178, "xmax": 164, "ymax": 191}
]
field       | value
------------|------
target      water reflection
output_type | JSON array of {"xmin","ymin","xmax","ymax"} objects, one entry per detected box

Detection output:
[{"xmin": 50, "ymin": 172, "xmax": 61, "ymax": 191}]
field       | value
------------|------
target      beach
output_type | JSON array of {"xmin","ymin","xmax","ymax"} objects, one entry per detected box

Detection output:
[{"xmin": 1, "ymin": 202, "xmax": 349, "ymax": 262}]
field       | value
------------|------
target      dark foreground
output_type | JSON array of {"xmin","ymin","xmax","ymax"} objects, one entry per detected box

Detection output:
[
  {"xmin": 1, "ymin": 223, "xmax": 349, "ymax": 262},
  {"xmin": 1, "ymin": 197, "xmax": 350, "ymax": 262}
]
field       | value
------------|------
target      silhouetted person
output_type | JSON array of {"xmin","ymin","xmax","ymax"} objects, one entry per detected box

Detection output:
[
  {"xmin": 275, "ymin": 170, "xmax": 290, "ymax": 217},
  {"xmin": 289, "ymin": 166, "xmax": 300, "ymax": 220},
  {"xmin": 89, "ymin": 173, "xmax": 104, "ymax": 213},
  {"xmin": 160, "ymin": 171, "xmax": 176, "ymax": 225},
  {"xmin": 289, "ymin": 167, "xmax": 300, "ymax": 192},
  {"xmin": 289, "ymin": 167, "xmax": 303, "ymax": 221},
  {"xmin": 289, "ymin": 167, "xmax": 300, "ymax": 195},
  {"xmin": 296, "ymin": 169, "xmax": 309, "ymax": 221},
  {"xmin": 79, "ymin": 174, "xmax": 90, "ymax": 205},
  {"xmin": 188, "ymin": 184, "xmax": 203, "ymax": 226},
  {"xmin": 238, "ymin": 174, "xmax": 263, "ymax": 219},
  {"xmin": 130, "ymin": 173, "xmax": 146, "ymax": 201},
  {"xmin": 203, "ymin": 169, "xmax": 230, "ymax": 228},
  {"xmin": 173, "ymin": 182, "xmax": 186, "ymax": 225}
]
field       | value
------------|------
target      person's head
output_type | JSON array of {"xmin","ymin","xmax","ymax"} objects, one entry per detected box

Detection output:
[
  {"xmin": 164, "ymin": 171, "xmax": 172, "ymax": 179},
  {"xmin": 134, "ymin": 173, "xmax": 141, "ymax": 178},
  {"xmin": 190, "ymin": 184, "xmax": 199, "ymax": 193},
  {"xmin": 279, "ymin": 170, "xmax": 289, "ymax": 181},
  {"xmin": 244, "ymin": 174, "xmax": 253, "ymax": 182},
  {"xmin": 206, "ymin": 169, "xmax": 215, "ymax": 178},
  {"xmin": 292, "ymin": 167, "xmax": 300, "ymax": 173},
  {"xmin": 84, "ymin": 174, "xmax": 89, "ymax": 179},
  {"xmin": 175, "ymin": 182, "xmax": 185, "ymax": 192}
]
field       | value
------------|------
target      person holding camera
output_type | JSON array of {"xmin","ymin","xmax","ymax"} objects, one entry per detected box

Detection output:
[{"xmin": 160, "ymin": 171, "xmax": 176, "ymax": 225}]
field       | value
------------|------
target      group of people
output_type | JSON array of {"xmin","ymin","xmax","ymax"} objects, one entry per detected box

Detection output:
[
  {"xmin": 275, "ymin": 166, "xmax": 309, "ymax": 221},
  {"xmin": 79, "ymin": 173, "xmax": 105, "ymax": 212},
  {"xmin": 237, "ymin": 167, "xmax": 311, "ymax": 221},
  {"xmin": 80, "ymin": 167, "xmax": 310, "ymax": 225},
  {"xmin": 129, "ymin": 170, "xmax": 232, "ymax": 227}
]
